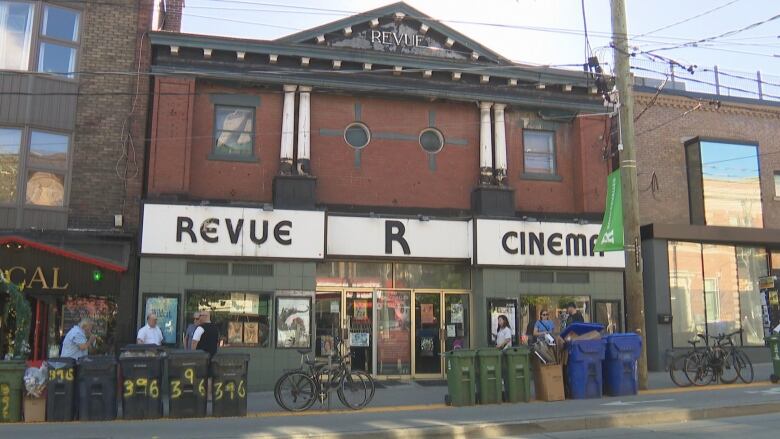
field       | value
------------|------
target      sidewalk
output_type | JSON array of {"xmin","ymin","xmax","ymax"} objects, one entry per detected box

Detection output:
[
  {"xmin": 246, "ymin": 362, "xmax": 776, "ymax": 414},
  {"xmin": 1, "ymin": 373, "xmax": 779, "ymax": 438}
]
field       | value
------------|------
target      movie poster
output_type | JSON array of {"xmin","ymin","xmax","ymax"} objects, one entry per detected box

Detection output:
[
  {"xmin": 228, "ymin": 321, "xmax": 244, "ymax": 344},
  {"xmin": 144, "ymin": 296, "xmax": 179, "ymax": 345},
  {"xmin": 489, "ymin": 300, "xmax": 517, "ymax": 346},
  {"xmin": 276, "ymin": 297, "xmax": 311, "ymax": 348}
]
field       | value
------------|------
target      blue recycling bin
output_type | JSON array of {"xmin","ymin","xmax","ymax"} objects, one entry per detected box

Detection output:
[
  {"xmin": 566, "ymin": 339, "xmax": 606, "ymax": 399},
  {"xmin": 603, "ymin": 333, "xmax": 642, "ymax": 396}
]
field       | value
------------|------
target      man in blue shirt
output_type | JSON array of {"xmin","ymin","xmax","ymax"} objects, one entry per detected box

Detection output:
[{"xmin": 61, "ymin": 318, "xmax": 96, "ymax": 359}]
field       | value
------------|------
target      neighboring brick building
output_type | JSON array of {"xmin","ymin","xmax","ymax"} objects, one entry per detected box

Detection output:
[
  {"xmin": 0, "ymin": 0, "xmax": 157, "ymax": 359},
  {"xmin": 634, "ymin": 88, "xmax": 780, "ymax": 370},
  {"xmin": 140, "ymin": 2, "xmax": 626, "ymax": 390}
]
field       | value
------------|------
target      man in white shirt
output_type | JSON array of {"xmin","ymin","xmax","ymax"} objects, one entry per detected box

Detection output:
[{"xmin": 136, "ymin": 312, "xmax": 164, "ymax": 345}]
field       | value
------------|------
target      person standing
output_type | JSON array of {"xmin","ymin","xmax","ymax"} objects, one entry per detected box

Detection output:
[
  {"xmin": 183, "ymin": 311, "xmax": 201, "ymax": 349},
  {"xmin": 61, "ymin": 318, "xmax": 96, "ymax": 360},
  {"xmin": 495, "ymin": 315, "xmax": 513, "ymax": 350},
  {"xmin": 565, "ymin": 302, "xmax": 585, "ymax": 327},
  {"xmin": 533, "ymin": 310, "xmax": 555, "ymax": 341},
  {"xmin": 136, "ymin": 312, "xmax": 164, "ymax": 345},
  {"xmin": 191, "ymin": 310, "xmax": 219, "ymax": 357}
]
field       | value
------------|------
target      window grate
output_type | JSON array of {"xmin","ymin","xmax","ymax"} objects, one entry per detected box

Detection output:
[
  {"xmin": 556, "ymin": 272, "xmax": 590, "ymax": 284},
  {"xmin": 186, "ymin": 262, "xmax": 229, "ymax": 275},
  {"xmin": 232, "ymin": 263, "xmax": 273, "ymax": 277},
  {"xmin": 520, "ymin": 270, "xmax": 555, "ymax": 283}
]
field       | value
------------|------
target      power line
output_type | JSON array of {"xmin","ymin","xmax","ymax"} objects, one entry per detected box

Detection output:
[
  {"xmin": 634, "ymin": 0, "xmax": 742, "ymax": 38},
  {"xmin": 643, "ymin": 12, "xmax": 780, "ymax": 54}
]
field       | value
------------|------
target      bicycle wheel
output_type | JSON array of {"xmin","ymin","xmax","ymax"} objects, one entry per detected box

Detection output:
[
  {"xmin": 683, "ymin": 352, "xmax": 714, "ymax": 386},
  {"xmin": 719, "ymin": 350, "xmax": 739, "ymax": 384},
  {"xmin": 669, "ymin": 354, "xmax": 692, "ymax": 387},
  {"xmin": 338, "ymin": 370, "xmax": 375, "ymax": 410},
  {"xmin": 734, "ymin": 350, "xmax": 754, "ymax": 384},
  {"xmin": 275, "ymin": 371, "xmax": 317, "ymax": 412}
]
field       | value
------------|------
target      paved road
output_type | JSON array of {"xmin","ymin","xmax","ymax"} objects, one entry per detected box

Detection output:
[{"xmin": 505, "ymin": 412, "xmax": 780, "ymax": 439}]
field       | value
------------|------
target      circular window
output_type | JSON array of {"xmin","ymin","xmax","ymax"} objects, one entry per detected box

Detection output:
[
  {"xmin": 419, "ymin": 128, "xmax": 444, "ymax": 153},
  {"xmin": 344, "ymin": 122, "xmax": 371, "ymax": 149}
]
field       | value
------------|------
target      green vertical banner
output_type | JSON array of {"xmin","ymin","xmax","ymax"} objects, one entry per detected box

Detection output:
[{"xmin": 594, "ymin": 170, "xmax": 624, "ymax": 252}]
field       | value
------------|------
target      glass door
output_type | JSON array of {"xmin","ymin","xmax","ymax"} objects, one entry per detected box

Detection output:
[
  {"xmin": 346, "ymin": 291, "xmax": 373, "ymax": 373},
  {"xmin": 315, "ymin": 292, "xmax": 341, "ymax": 357},
  {"xmin": 376, "ymin": 290, "xmax": 411, "ymax": 376},
  {"xmin": 444, "ymin": 293, "xmax": 470, "ymax": 352},
  {"xmin": 414, "ymin": 293, "xmax": 441, "ymax": 375}
]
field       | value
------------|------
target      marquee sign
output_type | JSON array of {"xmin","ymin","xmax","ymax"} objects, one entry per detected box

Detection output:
[
  {"xmin": 141, "ymin": 204, "xmax": 325, "ymax": 259},
  {"xmin": 326, "ymin": 216, "xmax": 471, "ymax": 259},
  {"xmin": 474, "ymin": 219, "xmax": 626, "ymax": 268}
]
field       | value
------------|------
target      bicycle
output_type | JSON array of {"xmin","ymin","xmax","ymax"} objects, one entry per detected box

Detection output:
[
  {"xmin": 684, "ymin": 330, "xmax": 753, "ymax": 386},
  {"xmin": 667, "ymin": 337, "xmax": 706, "ymax": 387},
  {"xmin": 274, "ymin": 340, "xmax": 375, "ymax": 411}
]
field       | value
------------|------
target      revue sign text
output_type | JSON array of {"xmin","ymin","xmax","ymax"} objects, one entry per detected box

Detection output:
[
  {"xmin": 141, "ymin": 204, "xmax": 325, "ymax": 259},
  {"xmin": 370, "ymin": 30, "xmax": 424, "ymax": 47}
]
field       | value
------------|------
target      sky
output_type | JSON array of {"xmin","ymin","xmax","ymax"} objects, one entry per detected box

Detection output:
[{"xmin": 181, "ymin": 0, "xmax": 780, "ymax": 97}]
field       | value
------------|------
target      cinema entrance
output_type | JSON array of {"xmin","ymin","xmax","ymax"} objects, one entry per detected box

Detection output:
[{"xmin": 315, "ymin": 261, "xmax": 472, "ymax": 379}]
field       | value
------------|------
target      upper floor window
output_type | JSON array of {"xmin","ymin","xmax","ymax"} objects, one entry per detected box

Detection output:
[
  {"xmin": 774, "ymin": 171, "xmax": 780, "ymax": 199},
  {"xmin": 685, "ymin": 138, "xmax": 763, "ymax": 228},
  {"xmin": 523, "ymin": 130, "xmax": 556, "ymax": 175},
  {"xmin": 0, "ymin": 2, "xmax": 80, "ymax": 77},
  {"xmin": 0, "ymin": 127, "xmax": 70, "ymax": 208},
  {"xmin": 0, "ymin": 2, "xmax": 34, "ymax": 70},
  {"xmin": 213, "ymin": 106, "xmax": 254, "ymax": 158}
]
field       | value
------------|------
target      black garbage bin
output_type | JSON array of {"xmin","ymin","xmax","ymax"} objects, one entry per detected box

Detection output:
[
  {"xmin": 46, "ymin": 357, "xmax": 76, "ymax": 421},
  {"xmin": 119, "ymin": 344, "xmax": 163, "ymax": 420},
  {"xmin": 167, "ymin": 350, "xmax": 209, "ymax": 418},
  {"xmin": 77, "ymin": 356, "xmax": 117, "ymax": 421},
  {"xmin": 210, "ymin": 353, "xmax": 249, "ymax": 417}
]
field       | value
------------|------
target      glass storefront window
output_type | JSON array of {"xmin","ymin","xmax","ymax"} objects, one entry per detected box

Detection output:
[
  {"xmin": 668, "ymin": 241, "xmax": 705, "ymax": 348},
  {"xmin": 702, "ymin": 245, "xmax": 740, "ymax": 336},
  {"xmin": 316, "ymin": 261, "xmax": 470, "ymax": 290},
  {"xmin": 686, "ymin": 139, "xmax": 763, "ymax": 228},
  {"xmin": 186, "ymin": 291, "xmax": 271, "ymax": 347},
  {"xmin": 737, "ymin": 247, "xmax": 769, "ymax": 346},
  {"xmin": 668, "ymin": 242, "xmax": 768, "ymax": 347},
  {"xmin": 316, "ymin": 261, "xmax": 392, "ymax": 288},
  {"xmin": 376, "ymin": 290, "xmax": 411, "ymax": 375},
  {"xmin": 519, "ymin": 295, "xmax": 591, "ymax": 341},
  {"xmin": 393, "ymin": 263, "xmax": 470, "ymax": 289}
]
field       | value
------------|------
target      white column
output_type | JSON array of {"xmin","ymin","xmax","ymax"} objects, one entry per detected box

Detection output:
[
  {"xmin": 279, "ymin": 84, "xmax": 297, "ymax": 174},
  {"xmin": 493, "ymin": 103, "xmax": 507, "ymax": 185},
  {"xmin": 479, "ymin": 101, "xmax": 494, "ymax": 185},
  {"xmin": 296, "ymin": 86, "xmax": 312, "ymax": 175}
]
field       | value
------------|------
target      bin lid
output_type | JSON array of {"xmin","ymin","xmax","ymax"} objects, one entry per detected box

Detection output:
[
  {"xmin": 77, "ymin": 355, "xmax": 117, "ymax": 369},
  {"xmin": 476, "ymin": 348, "xmax": 503, "ymax": 357},
  {"xmin": 0, "ymin": 360, "xmax": 27, "ymax": 371},
  {"xmin": 569, "ymin": 339, "xmax": 607, "ymax": 355},
  {"xmin": 446, "ymin": 349, "xmax": 476, "ymax": 357},
  {"xmin": 606, "ymin": 333, "xmax": 642, "ymax": 352},
  {"xmin": 45, "ymin": 357, "xmax": 76, "ymax": 368},
  {"xmin": 166, "ymin": 349, "xmax": 210, "ymax": 359},
  {"xmin": 560, "ymin": 322, "xmax": 604, "ymax": 339},
  {"xmin": 505, "ymin": 346, "xmax": 530, "ymax": 355},
  {"xmin": 211, "ymin": 353, "xmax": 250, "ymax": 364}
]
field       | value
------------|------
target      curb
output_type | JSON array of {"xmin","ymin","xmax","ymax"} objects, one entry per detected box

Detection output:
[{"xmin": 262, "ymin": 400, "xmax": 780, "ymax": 439}]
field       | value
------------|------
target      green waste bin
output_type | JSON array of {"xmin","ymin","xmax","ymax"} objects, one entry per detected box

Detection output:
[
  {"xmin": 0, "ymin": 360, "xmax": 26, "ymax": 423},
  {"xmin": 476, "ymin": 348, "xmax": 503, "ymax": 404},
  {"xmin": 503, "ymin": 347, "xmax": 531, "ymax": 403},
  {"xmin": 767, "ymin": 335, "xmax": 780, "ymax": 383},
  {"xmin": 444, "ymin": 350, "xmax": 476, "ymax": 407}
]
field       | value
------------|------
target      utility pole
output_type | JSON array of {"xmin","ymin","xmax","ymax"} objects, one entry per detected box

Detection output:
[{"xmin": 610, "ymin": 0, "xmax": 648, "ymax": 389}]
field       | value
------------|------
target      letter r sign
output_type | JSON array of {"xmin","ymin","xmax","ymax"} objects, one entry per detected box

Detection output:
[{"xmin": 385, "ymin": 220, "xmax": 411, "ymax": 255}]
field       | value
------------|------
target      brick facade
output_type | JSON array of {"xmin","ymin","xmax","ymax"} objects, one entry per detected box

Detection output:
[
  {"xmin": 69, "ymin": 0, "xmax": 153, "ymax": 230},
  {"xmin": 147, "ymin": 81, "xmax": 610, "ymax": 215},
  {"xmin": 634, "ymin": 92, "xmax": 780, "ymax": 228}
]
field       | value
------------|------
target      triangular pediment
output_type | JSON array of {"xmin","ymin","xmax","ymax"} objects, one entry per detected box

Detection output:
[{"xmin": 276, "ymin": 2, "xmax": 508, "ymax": 64}]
